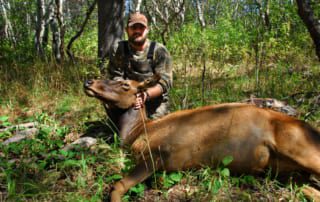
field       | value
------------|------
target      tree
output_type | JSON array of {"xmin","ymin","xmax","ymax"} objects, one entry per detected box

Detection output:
[
  {"xmin": 97, "ymin": 0, "xmax": 125, "ymax": 72},
  {"xmin": 35, "ymin": 0, "xmax": 46, "ymax": 57},
  {"xmin": 66, "ymin": 0, "xmax": 97, "ymax": 63},
  {"xmin": 144, "ymin": 0, "xmax": 185, "ymax": 45},
  {"xmin": 129, "ymin": 0, "xmax": 142, "ymax": 12},
  {"xmin": 196, "ymin": 0, "xmax": 206, "ymax": 28},
  {"xmin": 0, "ymin": 0, "xmax": 16, "ymax": 44},
  {"xmin": 296, "ymin": 0, "xmax": 320, "ymax": 61},
  {"xmin": 34, "ymin": 0, "xmax": 66, "ymax": 62}
]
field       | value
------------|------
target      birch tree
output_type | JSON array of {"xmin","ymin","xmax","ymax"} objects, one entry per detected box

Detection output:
[
  {"xmin": 35, "ymin": 0, "xmax": 46, "ymax": 58},
  {"xmin": 130, "ymin": 0, "xmax": 142, "ymax": 12},
  {"xmin": 0, "ymin": 0, "xmax": 16, "ymax": 44},
  {"xmin": 50, "ymin": 0, "xmax": 65, "ymax": 62},
  {"xmin": 37, "ymin": 0, "xmax": 65, "ymax": 62},
  {"xmin": 196, "ymin": 0, "xmax": 206, "ymax": 28}
]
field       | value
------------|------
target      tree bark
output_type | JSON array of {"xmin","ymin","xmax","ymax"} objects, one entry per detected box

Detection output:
[
  {"xmin": 196, "ymin": 0, "xmax": 206, "ymax": 28},
  {"xmin": 47, "ymin": 0, "xmax": 59, "ymax": 62},
  {"xmin": 296, "ymin": 0, "xmax": 320, "ymax": 61},
  {"xmin": 0, "ymin": 0, "xmax": 16, "ymax": 44},
  {"xmin": 131, "ymin": 0, "xmax": 142, "ymax": 12},
  {"xmin": 35, "ymin": 0, "xmax": 46, "ymax": 58},
  {"xmin": 55, "ymin": 0, "xmax": 65, "ymax": 62},
  {"xmin": 97, "ymin": 0, "xmax": 125, "ymax": 72}
]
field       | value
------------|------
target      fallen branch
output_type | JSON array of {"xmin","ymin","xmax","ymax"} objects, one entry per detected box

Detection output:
[
  {"xmin": 2, "ymin": 128, "xmax": 39, "ymax": 145},
  {"xmin": 62, "ymin": 137, "xmax": 97, "ymax": 151},
  {"xmin": 0, "ymin": 122, "xmax": 38, "ymax": 132}
]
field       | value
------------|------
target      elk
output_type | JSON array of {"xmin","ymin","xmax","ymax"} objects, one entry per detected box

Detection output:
[{"xmin": 84, "ymin": 76, "xmax": 320, "ymax": 202}]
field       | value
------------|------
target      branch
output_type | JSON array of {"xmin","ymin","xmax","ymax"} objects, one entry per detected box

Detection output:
[{"xmin": 66, "ymin": 0, "xmax": 97, "ymax": 63}]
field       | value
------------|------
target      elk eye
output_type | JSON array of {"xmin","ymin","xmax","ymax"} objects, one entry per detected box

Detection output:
[{"xmin": 122, "ymin": 83, "xmax": 130, "ymax": 90}]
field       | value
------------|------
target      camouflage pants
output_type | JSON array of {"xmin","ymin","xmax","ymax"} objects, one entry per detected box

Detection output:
[{"xmin": 145, "ymin": 96, "xmax": 170, "ymax": 119}]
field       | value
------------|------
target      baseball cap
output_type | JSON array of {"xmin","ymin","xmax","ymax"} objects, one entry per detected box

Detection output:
[{"xmin": 127, "ymin": 12, "xmax": 148, "ymax": 27}]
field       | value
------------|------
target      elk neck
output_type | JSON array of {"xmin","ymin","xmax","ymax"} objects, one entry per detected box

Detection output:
[{"xmin": 118, "ymin": 107, "xmax": 148, "ymax": 146}]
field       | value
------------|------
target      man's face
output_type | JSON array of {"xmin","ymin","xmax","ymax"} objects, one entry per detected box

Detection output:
[{"xmin": 127, "ymin": 23, "xmax": 149, "ymax": 46}]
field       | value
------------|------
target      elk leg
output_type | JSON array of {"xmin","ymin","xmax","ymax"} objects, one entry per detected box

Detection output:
[
  {"xmin": 275, "ymin": 129, "xmax": 320, "ymax": 200},
  {"xmin": 278, "ymin": 140, "xmax": 320, "ymax": 175},
  {"xmin": 302, "ymin": 186, "xmax": 320, "ymax": 201},
  {"xmin": 110, "ymin": 157, "xmax": 159, "ymax": 202}
]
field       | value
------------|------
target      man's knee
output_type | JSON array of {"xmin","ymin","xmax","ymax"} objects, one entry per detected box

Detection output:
[{"xmin": 148, "ymin": 101, "xmax": 170, "ymax": 119}]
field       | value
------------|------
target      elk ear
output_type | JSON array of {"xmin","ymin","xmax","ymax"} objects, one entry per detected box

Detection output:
[{"xmin": 137, "ymin": 74, "xmax": 161, "ymax": 91}]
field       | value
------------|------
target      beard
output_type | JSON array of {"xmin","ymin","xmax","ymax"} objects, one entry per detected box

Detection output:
[{"xmin": 128, "ymin": 34, "xmax": 147, "ymax": 46}]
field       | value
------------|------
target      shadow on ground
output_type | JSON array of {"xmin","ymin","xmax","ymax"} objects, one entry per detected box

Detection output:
[{"xmin": 83, "ymin": 120, "xmax": 119, "ymax": 144}]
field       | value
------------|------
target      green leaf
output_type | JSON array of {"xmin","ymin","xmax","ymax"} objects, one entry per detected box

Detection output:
[
  {"xmin": 222, "ymin": 156, "xmax": 233, "ymax": 166},
  {"xmin": 163, "ymin": 179, "xmax": 173, "ymax": 188},
  {"xmin": 0, "ymin": 116, "xmax": 10, "ymax": 127},
  {"xmin": 162, "ymin": 172, "xmax": 174, "ymax": 188},
  {"xmin": 106, "ymin": 174, "xmax": 122, "ymax": 183},
  {"xmin": 211, "ymin": 180, "xmax": 222, "ymax": 194},
  {"xmin": 130, "ymin": 183, "xmax": 145, "ymax": 196},
  {"xmin": 0, "ymin": 131, "xmax": 11, "ymax": 139},
  {"xmin": 0, "ymin": 116, "xmax": 9, "ymax": 122},
  {"xmin": 60, "ymin": 159, "xmax": 80, "ymax": 168},
  {"xmin": 2, "ymin": 122, "xmax": 11, "ymax": 127},
  {"xmin": 240, "ymin": 175, "xmax": 256, "ymax": 185},
  {"xmin": 220, "ymin": 168, "xmax": 230, "ymax": 177},
  {"xmin": 59, "ymin": 149, "xmax": 68, "ymax": 157},
  {"xmin": 169, "ymin": 172, "xmax": 182, "ymax": 182}
]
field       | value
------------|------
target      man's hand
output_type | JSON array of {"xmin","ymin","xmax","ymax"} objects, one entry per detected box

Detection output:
[
  {"xmin": 134, "ymin": 92, "xmax": 148, "ymax": 109},
  {"xmin": 134, "ymin": 84, "xmax": 163, "ymax": 110}
]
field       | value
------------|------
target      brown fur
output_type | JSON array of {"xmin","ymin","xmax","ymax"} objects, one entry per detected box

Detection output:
[{"xmin": 84, "ymin": 77, "xmax": 320, "ymax": 202}]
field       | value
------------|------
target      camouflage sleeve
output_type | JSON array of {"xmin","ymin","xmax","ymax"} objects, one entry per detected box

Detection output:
[
  {"xmin": 153, "ymin": 44, "xmax": 173, "ymax": 93},
  {"xmin": 107, "ymin": 42, "xmax": 125, "ymax": 81}
]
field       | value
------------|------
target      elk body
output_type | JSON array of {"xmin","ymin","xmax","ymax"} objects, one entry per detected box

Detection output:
[{"xmin": 84, "ymin": 77, "xmax": 320, "ymax": 202}]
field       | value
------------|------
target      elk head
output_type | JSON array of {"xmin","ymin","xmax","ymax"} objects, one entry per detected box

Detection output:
[{"xmin": 84, "ymin": 75, "xmax": 160, "ymax": 109}]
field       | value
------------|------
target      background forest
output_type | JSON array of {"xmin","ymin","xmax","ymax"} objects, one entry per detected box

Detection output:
[{"xmin": 0, "ymin": 0, "xmax": 320, "ymax": 201}]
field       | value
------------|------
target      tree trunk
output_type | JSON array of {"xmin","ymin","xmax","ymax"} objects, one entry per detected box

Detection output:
[
  {"xmin": 47, "ymin": 0, "xmax": 58, "ymax": 62},
  {"xmin": 97, "ymin": 0, "xmax": 125, "ymax": 72},
  {"xmin": 50, "ymin": 18, "xmax": 61, "ymax": 62},
  {"xmin": 35, "ymin": 0, "xmax": 46, "ymax": 58},
  {"xmin": 131, "ymin": 0, "xmax": 142, "ymax": 12},
  {"xmin": 46, "ymin": 0, "xmax": 65, "ymax": 63},
  {"xmin": 264, "ymin": 0, "xmax": 270, "ymax": 30},
  {"xmin": 55, "ymin": 0, "xmax": 65, "ymax": 62},
  {"xmin": 196, "ymin": 0, "xmax": 206, "ymax": 28},
  {"xmin": 296, "ymin": 0, "xmax": 320, "ymax": 61},
  {"xmin": 0, "ymin": 0, "xmax": 16, "ymax": 44}
]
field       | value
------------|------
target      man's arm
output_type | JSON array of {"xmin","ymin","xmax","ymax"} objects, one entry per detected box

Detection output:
[
  {"xmin": 134, "ymin": 84, "xmax": 163, "ymax": 109},
  {"xmin": 145, "ymin": 84, "xmax": 163, "ymax": 99},
  {"xmin": 152, "ymin": 44, "xmax": 173, "ymax": 94}
]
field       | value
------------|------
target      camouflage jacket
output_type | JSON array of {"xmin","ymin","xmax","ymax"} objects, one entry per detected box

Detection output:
[{"xmin": 107, "ymin": 40, "xmax": 172, "ymax": 93}]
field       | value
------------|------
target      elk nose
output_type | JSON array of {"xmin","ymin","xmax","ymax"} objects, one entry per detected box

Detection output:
[{"xmin": 84, "ymin": 80, "xmax": 94, "ymax": 87}]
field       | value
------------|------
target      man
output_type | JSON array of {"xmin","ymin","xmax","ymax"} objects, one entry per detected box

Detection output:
[{"xmin": 106, "ymin": 12, "xmax": 172, "ymax": 123}]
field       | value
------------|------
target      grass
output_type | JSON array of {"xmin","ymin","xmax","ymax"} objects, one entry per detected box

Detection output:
[{"xmin": 0, "ymin": 56, "xmax": 319, "ymax": 201}]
